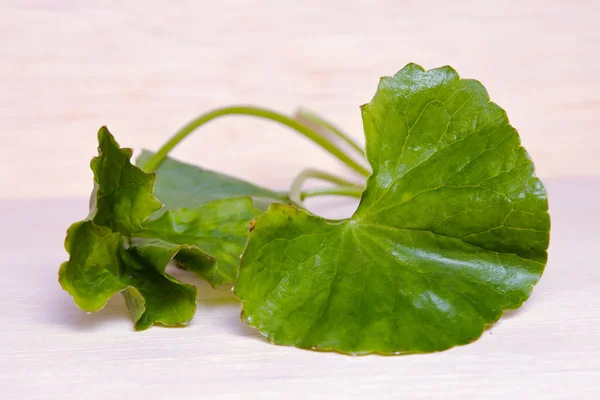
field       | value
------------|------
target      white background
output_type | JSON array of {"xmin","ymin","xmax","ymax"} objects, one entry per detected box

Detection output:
[
  {"xmin": 1, "ymin": 1, "xmax": 598, "ymax": 399},
  {"xmin": 1, "ymin": 0, "xmax": 598, "ymax": 198}
]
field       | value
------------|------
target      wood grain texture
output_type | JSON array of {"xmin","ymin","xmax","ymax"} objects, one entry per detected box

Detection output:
[
  {"xmin": 0, "ymin": 0, "xmax": 599, "ymax": 198},
  {"xmin": 0, "ymin": 179, "xmax": 598, "ymax": 399}
]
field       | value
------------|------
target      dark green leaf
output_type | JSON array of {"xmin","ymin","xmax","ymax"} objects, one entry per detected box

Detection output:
[
  {"xmin": 136, "ymin": 150, "xmax": 288, "ymax": 216},
  {"xmin": 234, "ymin": 64, "xmax": 550, "ymax": 354}
]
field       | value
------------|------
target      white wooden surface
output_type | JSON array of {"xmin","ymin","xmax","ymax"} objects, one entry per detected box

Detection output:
[
  {"xmin": 1, "ymin": 0, "xmax": 599, "ymax": 198},
  {"xmin": 0, "ymin": 179, "xmax": 599, "ymax": 399}
]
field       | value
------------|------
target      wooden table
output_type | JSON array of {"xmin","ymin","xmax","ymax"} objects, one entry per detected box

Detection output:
[{"xmin": 1, "ymin": 179, "xmax": 598, "ymax": 399}]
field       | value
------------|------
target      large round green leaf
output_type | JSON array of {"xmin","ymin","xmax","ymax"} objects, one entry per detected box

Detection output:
[{"xmin": 234, "ymin": 64, "xmax": 550, "ymax": 354}]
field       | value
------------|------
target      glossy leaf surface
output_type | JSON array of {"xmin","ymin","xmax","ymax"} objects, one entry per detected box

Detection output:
[{"xmin": 234, "ymin": 64, "xmax": 550, "ymax": 354}]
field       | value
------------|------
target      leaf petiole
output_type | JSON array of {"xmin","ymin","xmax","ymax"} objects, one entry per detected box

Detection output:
[
  {"xmin": 142, "ymin": 106, "xmax": 370, "ymax": 177},
  {"xmin": 293, "ymin": 108, "xmax": 366, "ymax": 159},
  {"xmin": 290, "ymin": 168, "xmax": 364, "ymax": 204},
  {"xmin": 301, "ymin": 186, "xmax": 363, "ymax": 200}
]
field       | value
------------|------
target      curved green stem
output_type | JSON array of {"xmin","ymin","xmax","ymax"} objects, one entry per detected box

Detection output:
[
  {"xmin": 302, "ymin": 187, "xmax": 363, "ymax": 200},
  {"xmin": 290, "ymin": 168, "xmax": 363, "ymax": 205},
  {"xmin": 294, "ymin": 108, "xmax": 366, "ymax": 158},
  {"xmin": 142, "ymin": 106, "xmax": 370, "ymax": 177}
]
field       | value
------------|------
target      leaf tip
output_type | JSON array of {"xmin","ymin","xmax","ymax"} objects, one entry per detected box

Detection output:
[
  {"xmin": 396, "ymin": 62, "xmax": 425, "ymax": 76},
  {"xmin": 97, "ymin": 125, "xmax": 116, "ymax": 147}
]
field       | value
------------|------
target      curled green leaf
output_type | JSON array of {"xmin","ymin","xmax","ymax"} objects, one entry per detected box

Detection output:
[
  {"xmin": 234, "ymin": 64, "xmax": 550, "ymax": 354},
  {"xmin": 59, "ymin": 128, "xmax": 209, "ymax": 329},
  {"xmin": 60, "ymin": 128, "xmax": 278, "ymax": 329},
  {"xmin": 59, "ymin": 221, "xmax": 125, "ymax": 312},
  {"xmin": 119, "ymin": 238, "xmax": 198, "ymax": 330},
  {"xmin": 91, "ymin": 130, "xmax": 162, "ymax": 235}
]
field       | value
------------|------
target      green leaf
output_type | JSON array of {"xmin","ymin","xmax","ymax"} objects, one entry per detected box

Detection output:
[
  {"xmin": 234, "ymin": 64, "xmax": 550, "ymax": 354},
  {"xmin": 137, "ymin": 197, "xmax": 262, "ymax": 286},
  {"xmin": 59, "ymin": 127, "xmax": 207, "ymax": 329},
  {"xmin": 136, "ymin": 150, "xmax": 288, "ymax": 216},
  {"xmin": 119, "ymin": 238, "xmax": 198, "ymax": 330},
  {"xmin": 59, "ymin": 221, "xmax": 125, "ymax": 312},
  {"xmin": 91, "ymin": 129, "xmax": 162, "ymax": 235}
]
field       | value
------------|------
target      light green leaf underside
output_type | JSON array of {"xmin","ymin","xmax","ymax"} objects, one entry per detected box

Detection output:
[
  {"xmin": 235, "ymin": 64, "xmax": 550, "ymax": 354},
  {"xmin": 136, "ymin": 150, "xmax": 288, "ymax": 217}
]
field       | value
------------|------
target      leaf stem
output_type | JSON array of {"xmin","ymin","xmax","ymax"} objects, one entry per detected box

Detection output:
[
  {"xmin": 290, "ymin": 168, "xmax": 363, "ymax": 204},
  {"xmin": 294, "ymin": 108, "xmax": 366, "ymax": 158},
  {"xmin": 142, "ymin": 106, "xmax": 370, "ymax": 177},
  {"xmin": 302, "ymin": 187, "xmax": 363, "ymax": 200}
]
